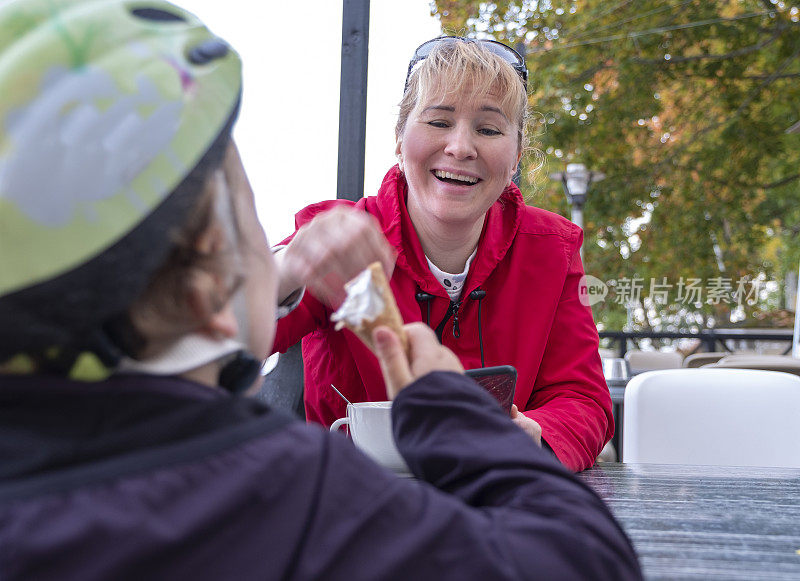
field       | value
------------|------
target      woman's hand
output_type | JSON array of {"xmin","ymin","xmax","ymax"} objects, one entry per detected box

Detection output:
[
  {"xmin": 510, "ymin": 405, "xmax": 543, "ymax": 446},
  {"xmin": 276, "ymin": 207, "xmax": 395, "ymax": 308},
  {"xmin": 373, "ymin": 323, "xmax": 463, "ymax": 400}
]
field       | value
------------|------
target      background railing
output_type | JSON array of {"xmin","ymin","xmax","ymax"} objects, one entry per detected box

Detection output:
[{"xmin": 599, "ymin": 329, "xmax": 795, "ymax": 358}]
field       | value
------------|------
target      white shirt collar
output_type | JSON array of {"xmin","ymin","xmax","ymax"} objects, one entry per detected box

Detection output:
[{"xmin": 425, "ymin": 248, "xmax": 477, "ymax": 302}]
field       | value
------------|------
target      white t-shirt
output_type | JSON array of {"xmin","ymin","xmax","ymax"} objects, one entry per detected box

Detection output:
[{"xmin": 425, "ymin": 249, "xmax": 478, "ymax": 302}]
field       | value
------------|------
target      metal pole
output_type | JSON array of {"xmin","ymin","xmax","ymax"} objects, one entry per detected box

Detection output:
[
  {"xmin": 336, "ymin": 0, "xmax": 370, "ymax": 201},
  {"xmin": 570, "ymin": 205, "xmax": 584, "ymax": 234},
  {"xmin": 571, "ymin": 205, "xmax": 584, "ymax": 261},
  {"xmin": 260, "ymin": 0, "xmax": 371, "ymax": 413},
  {"xmin": 793, "ymin": 261, "xmax": 800, "ymax": 358}
]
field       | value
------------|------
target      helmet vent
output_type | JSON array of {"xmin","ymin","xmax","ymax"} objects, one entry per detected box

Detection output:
[
  {"xmin": 188, "ymin": 39, "xmax": 230, "ymax": 64},
  {"xmin": 130, "ymin": 7, "xmax": 187, "ymax": 22}
]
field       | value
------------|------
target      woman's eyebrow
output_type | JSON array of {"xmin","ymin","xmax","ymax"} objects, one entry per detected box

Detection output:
[
  {"xmin": 421, "ymin": 104, "xmax": 509, "ymax": 121},
  {"xmin": 422, "ymin": 105, "xmax": 455, "ymax": 113},
  {"xmin": 481, "ymin": 106, "xmax": 509, "ymax": 120}
]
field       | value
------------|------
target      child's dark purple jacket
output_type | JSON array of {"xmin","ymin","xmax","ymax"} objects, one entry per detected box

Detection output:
[{"xmin": 0, "ymin": 371, "xmax": 641, "ymax": 580}]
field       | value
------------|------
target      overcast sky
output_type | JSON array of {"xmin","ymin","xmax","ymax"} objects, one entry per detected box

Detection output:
[{"xmin": 179, "ymin": 0, "xmax": 441, "ymax": 241}]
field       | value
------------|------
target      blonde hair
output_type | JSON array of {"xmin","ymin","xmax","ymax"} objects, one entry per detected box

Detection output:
[{"xmin": 397, "ymin": 40, "xmax": 530, "ymax": 152}]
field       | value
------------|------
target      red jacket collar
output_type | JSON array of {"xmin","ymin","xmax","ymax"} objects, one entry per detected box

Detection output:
[{"xmin": 367, "ymin": 165, "xmax": 524, "ymax": 297}]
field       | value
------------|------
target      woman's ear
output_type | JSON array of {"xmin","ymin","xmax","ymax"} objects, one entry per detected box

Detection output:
[
  {"xmin": 514, "ymin": 149, "xmax": 522, "ymax": 172},
  {"xmin": 395, "ymin": 140, "xmax": 404, "ymax": 172}
]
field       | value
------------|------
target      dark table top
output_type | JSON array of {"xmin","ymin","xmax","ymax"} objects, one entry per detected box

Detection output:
[
  {"xmin": 606, "ymin": 377, "xmax": 628, "ymax": 404},
  {"xmin": 580, "ymin": 463, "xmax": 800, "ymax": 580}
]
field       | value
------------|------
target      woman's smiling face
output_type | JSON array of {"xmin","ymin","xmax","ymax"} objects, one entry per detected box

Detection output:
[{"xmin": 397, "ymin": 86, "xmax": 521, "ymax": 232}]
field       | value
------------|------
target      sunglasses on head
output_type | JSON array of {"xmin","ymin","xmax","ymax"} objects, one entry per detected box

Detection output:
[{"xmin": 405, "ymin": 36, "xmax": 528, "ymax": 92}]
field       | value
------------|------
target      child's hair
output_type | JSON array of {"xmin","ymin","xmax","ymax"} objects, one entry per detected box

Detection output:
[{"xmin": 107, "ymin": 135, "xmax": 244, "ymax": 360}]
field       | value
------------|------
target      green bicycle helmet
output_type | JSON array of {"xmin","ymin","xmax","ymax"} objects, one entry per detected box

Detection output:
[{"xmin": 0, "ymin": 0, "xmax": 242, "ymax": 372}]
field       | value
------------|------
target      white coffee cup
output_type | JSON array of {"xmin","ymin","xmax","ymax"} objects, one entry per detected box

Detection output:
[{"xmin": 330, "ymin": 401, "xmax": 409, "ymax": 473}]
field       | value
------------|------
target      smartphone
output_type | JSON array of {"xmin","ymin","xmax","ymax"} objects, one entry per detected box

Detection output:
[{"xmin": 465, "ymin": 365, "xmax": 517, "ymax": 414}]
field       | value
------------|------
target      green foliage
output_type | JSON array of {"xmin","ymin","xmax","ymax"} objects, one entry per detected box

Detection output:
[{"xmin": 433, "ymin": 0, "xmax": 800, "ymax": 329}]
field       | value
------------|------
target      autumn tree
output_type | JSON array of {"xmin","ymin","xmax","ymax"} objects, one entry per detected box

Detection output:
[{"xmin": 433, "ymin": 0, "xmax": 800, "ymax": 331}]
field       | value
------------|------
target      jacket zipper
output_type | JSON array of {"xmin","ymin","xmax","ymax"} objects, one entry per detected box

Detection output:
[{"xmin": 434, "ymin": 300, "xmax": 461, "ymax": 343}]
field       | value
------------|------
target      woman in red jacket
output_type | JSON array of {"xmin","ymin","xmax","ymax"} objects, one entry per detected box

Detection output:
[{"xmin": 274, "ymin": 37, "xmax": 612, "ymax": 471}]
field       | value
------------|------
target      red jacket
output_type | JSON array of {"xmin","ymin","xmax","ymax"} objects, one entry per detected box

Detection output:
[{"xmin": 274, "ymin": 166, "xmax": 613, "ymax": 471}]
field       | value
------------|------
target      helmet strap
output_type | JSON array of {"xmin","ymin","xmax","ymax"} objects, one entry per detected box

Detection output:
[{"xmin": 217, "ymin": 350, "xmax": 262, "ymax": 395}]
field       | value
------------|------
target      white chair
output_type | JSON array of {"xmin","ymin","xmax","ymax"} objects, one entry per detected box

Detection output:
[
  {"xmin": 704, "ymin": 354, "xmax": 800, "ymax": 378},
  {"xmin": 682, "ymin": 352, "xmax": 726, "ymax": 368},
  {"xmin": 624, "ymin": 349, "xmax": 683, "ymax": 375},
  {"xmin": 623, "ymin": 369, "xmax": 800, "ymax": 467},
  {"xmin": 598, "ymin": 347, "xmax": 617, "ymax": 359}
]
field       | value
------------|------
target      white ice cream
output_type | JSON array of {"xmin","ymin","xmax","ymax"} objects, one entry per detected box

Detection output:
[{"xmin": 331, "ymin": 268, "xmax": 385, "ymax": 328}]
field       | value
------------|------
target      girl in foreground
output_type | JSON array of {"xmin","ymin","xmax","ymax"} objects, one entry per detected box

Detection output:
[{"xmin": 0, "ymin": 1, "xmax": 639, "ymax": 578}]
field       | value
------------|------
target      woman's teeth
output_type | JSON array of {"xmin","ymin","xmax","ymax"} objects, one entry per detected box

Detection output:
[{"xmin": 434, "ymin": 170, "xmax": 479, "ymax": 184}]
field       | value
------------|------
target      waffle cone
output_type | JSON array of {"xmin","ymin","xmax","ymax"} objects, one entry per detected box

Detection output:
[{"xmin": 336, "ymin": 263, "xmax": 408, "ymax": 354}]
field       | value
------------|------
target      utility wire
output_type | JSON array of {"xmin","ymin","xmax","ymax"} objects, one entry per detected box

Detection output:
[
  {"xmin": 562, "ymin": 0, "xmax": 634, "ymax": 38},
  {"xmin": 645, "ymin": 41, "xmax": 800, "ymax": 181},
  {"xmin": 566, "ymin": 0, "xmax": 696, "ymax": 42},
  {"xmin": 529, "ymin": 10, "xmax": 778, "ymax": 53}
]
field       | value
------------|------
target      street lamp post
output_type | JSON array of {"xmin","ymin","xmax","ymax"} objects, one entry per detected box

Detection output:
[
  {"xmin": 549, "ymin": 162, "xmax": 605, "ymax": 260},
  {"xmin": 793, "ymin": 260, "xmax": 800, "ymax": 358}
]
